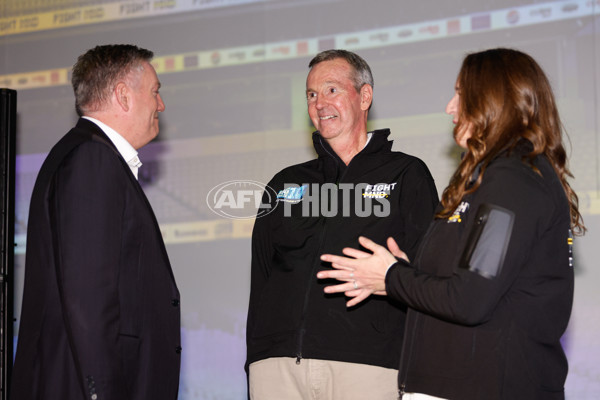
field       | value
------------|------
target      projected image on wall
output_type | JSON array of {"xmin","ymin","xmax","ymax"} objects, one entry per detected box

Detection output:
[{"xmin": 2, "ymin": 0, "xmax": 599, "ymax": 398}]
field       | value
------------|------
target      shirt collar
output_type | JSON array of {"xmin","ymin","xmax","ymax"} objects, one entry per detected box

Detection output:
[
  {"xmin": 364, "ymin": 131, "xmax": 373, "ymax": 149},
  {"xmin": 82, "ymin": 116, "xmax": 142, "ymax": 179}
]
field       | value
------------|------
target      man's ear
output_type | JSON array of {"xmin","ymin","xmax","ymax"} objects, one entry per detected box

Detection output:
[
  {"xmin": 114, "ymin": 81, "xmax": 130, "ymax": 112},
  {"xmin": 360, "ymin": 84, "xmax": 373, "ymax": 111}
]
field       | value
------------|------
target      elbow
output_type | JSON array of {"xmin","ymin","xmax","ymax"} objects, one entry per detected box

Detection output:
[
  {"xmin": 442, "ymin": 283, "xmax": 494, "ymax": 326},
  {"xmin": 452, "ymin": 311, "xmax": 490, "ymax": 326},
  {"xmin": 448, "ymin": 299, "xmax": 494, "ymax": 326}
]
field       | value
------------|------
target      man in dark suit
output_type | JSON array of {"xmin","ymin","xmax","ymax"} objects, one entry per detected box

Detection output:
[{"xmin": 10, "ymin": 44, "xmax": 181, "ymax": 400}]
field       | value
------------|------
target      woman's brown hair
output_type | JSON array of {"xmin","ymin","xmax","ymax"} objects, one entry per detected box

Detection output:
[{"xmin": 437, "ymin": 48, "xmax": 585, "ymax": 235}]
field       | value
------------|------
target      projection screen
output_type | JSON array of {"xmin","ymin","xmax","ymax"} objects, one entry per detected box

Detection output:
[{"xmin": 1, "ymin": 0, "xmax": 599, "ymax": 398}]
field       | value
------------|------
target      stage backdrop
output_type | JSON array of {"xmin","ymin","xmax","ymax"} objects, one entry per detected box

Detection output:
[{"xmin": 1, "ymin": 0, "xmax": 599, "ymax": 398}]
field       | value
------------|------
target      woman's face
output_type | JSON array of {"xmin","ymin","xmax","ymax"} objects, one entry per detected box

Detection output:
[{"xmin": 446, "ymin": 84, "xmax": 472, "ymax": 149}]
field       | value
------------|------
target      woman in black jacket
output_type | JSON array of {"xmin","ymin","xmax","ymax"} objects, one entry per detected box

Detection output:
[{"xmin": 318, "ymin": 48, "xmax": 586, "ymax": 400}]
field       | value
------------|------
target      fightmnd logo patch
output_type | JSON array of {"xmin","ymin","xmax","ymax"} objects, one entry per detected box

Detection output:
[{"xmin": 206, "ymin": 180, "xmax": 277, "ymax": 219}]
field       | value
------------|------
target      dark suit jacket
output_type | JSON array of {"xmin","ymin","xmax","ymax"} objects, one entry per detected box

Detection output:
[{"xmin": 11, "ymin": 118, "xmax": 181, "ymax": 400}]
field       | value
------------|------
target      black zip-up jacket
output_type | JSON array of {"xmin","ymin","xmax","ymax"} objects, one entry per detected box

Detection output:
[
  {"xmin": 246, "ymin": 129, "xmax": 438, "ymax": 371},
  {"xmin": 386, "ymin": 144, "xmax": 573, "ymax": 399}
]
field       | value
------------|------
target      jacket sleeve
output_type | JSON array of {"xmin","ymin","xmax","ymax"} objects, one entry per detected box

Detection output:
[
  {"xmin": 49, "ymin": 141, "xmax": 130, "ymax": 399},
  {"xmin": 392, "ymin": 159, "xmax": 439, "ymax": 261},
  {"xmin": 385, "ymin": 164, "xmax": 566, "ymax": 327}
]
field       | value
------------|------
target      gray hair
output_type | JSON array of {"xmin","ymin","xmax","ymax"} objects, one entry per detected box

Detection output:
[
  {"xmin": 71, "ymin": 44, "xmax": 153, "ymax": 116},
  {"xmin": 308, "ymin": 49, "xmax": 374, "ymax": 92}
]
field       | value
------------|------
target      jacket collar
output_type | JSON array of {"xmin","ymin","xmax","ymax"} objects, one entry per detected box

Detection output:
[
  {"xmin": 75, "ymin": 118, "xmax": 120, "ymax": 153},
  {"xmin": 312, "ymin": 128, "xmax": 393, "ymax": 162},
  {"xmin": 468, "ymin": 138, "xmax": 535, "ymax": 185},
  {"xmin": 311, "ymin": 129, "xmax": 393, "ymax": 182}
]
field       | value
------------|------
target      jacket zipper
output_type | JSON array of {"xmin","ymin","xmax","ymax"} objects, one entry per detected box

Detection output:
[
  {"xmin": 295, "ymin": 137, "xmax": 354, "ymax": 364},
  {"xmin": 397, "ymin": 221, "xmax": 438, "ymax": 392},
  {"xmin": 295, "ymin": 221, "xmax": 327, "ymax": 364}
]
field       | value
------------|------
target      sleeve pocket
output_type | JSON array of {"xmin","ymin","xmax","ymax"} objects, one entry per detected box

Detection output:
[{"xmin": 459, "ymin": 203, "xmax": 515, "ymax": 279}]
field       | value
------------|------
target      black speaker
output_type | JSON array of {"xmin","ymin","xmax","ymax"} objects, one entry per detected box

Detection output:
[{"xmin": 0, "ymin": 89, "xmax": 16, "ymax": 400}]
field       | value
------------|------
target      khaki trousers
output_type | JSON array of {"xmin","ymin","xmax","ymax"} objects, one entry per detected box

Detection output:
[{"xmin": 249, "ymin": 357, "xmax": 399, "ymax": 400}]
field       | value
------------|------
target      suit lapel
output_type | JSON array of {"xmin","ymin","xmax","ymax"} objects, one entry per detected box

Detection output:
[{"xmin": 77, "ymin": 118, "xmax": 177, "ymax": 285}]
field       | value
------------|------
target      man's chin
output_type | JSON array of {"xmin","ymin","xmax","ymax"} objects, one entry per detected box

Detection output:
[{"xmin": 319, "ymin": 127, "xmax": 345, "ymax": 139}]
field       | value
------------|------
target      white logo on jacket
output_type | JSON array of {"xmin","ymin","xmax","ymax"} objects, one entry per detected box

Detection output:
[{"xmin": 448, "ymin": 201, "xmax": 469, "ymax": 223}]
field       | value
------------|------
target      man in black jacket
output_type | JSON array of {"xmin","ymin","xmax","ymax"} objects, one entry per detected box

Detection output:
[
  {"xmin": 246, "ymin": 49, "xmax": 438, "ymax": 399},
  {"xmin": 11, "ymin": 45, "xmax": 180, "ymax": 400}
]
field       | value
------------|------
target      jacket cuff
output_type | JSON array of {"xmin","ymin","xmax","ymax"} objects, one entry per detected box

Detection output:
[{"xmin": 385, "ymin": 257, "xmax": 411, "ymax": 279}]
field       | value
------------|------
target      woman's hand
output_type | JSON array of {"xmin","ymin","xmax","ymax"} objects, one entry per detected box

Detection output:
[{"xmin": 317, "ymin": 236, "xmax": 407, "ymax": 307}]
